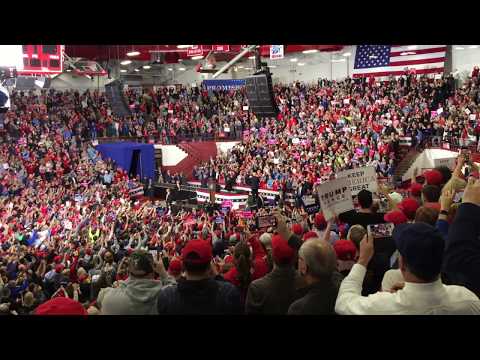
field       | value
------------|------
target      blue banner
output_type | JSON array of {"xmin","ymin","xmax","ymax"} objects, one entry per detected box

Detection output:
[{"xmin": 202, "ymin": 79, "xmax": 245, "ymax": 91}]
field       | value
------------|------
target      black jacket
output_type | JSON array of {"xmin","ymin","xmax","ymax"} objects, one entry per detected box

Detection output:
[
  {"xmin": 156, "ymin": 278, "xmax": 242, "ymax": 315},
  {"xmin": 288, "ymin": 272, "xmax": 343, "ymax": 315},
  {"xmin": 245, "ymin": 266, "xmax": 303, "ymax": 315},
  {"xmin": 443, "ymin": 203, "xmax": 480, "ymax": 297}
]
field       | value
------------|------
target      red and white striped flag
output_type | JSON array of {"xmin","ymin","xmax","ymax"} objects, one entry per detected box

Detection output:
[{"xmin": 352, "ymin": 45, "xmax": 446, "ymax": 78}]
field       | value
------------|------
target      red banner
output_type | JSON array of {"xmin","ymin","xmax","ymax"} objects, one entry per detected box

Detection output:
[
  {"xmin": 187, "ymin": 45, "xmax": 203, "ymax": 57},
  {"xmin": 212, "ymin": 45, "xmax": 230, "ymax": 52}
]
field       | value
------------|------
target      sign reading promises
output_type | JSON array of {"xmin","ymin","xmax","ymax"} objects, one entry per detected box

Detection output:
[
  {"xmin": 317, "ymin": 177, "xmax": 354, "ymax": 221},
  {"xmin": 338, "ymin": 166, "xmax": 378, "ymax": 195}
]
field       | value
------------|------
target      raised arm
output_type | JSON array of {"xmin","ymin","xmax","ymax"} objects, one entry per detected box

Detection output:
[{"xmin": 443, "ymin": 178, "xmax": 480, "ymax": 294}]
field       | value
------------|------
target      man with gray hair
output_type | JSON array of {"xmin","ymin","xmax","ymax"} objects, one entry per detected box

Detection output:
[{"xmin": 288, "ymin": 238, "xmax": 343, "ymax": 315}]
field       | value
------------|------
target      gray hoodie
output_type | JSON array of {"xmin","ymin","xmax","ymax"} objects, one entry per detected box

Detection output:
[{"xmin": 98, "ymin": 276, "xmax": 174, "ymax": 315}]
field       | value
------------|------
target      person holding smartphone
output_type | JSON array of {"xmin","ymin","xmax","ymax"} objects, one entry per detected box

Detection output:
[{"xmin": 97, "ymin": 250, "xmax": 174, "ymax": 315}]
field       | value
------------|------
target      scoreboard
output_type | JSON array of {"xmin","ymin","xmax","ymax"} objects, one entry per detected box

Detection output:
[{"xmin": 0, "ymin": 45, "xmax": 64, "ymax": 76}]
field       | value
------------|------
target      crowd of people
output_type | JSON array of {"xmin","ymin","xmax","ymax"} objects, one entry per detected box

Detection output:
[
  {"xmin": 190, "ymin": 70, "xmax": 480, "ymax": 194},
  {"xmin": 0, "ymin": 67, "xmax": 480, "ymax": 315}
]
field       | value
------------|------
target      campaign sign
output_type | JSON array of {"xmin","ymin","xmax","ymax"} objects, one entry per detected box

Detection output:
[
  {"xmin": 222, "ymin": 200, "xmax": 233, "ymax": 208},
  {"xmin": 338, "ymin": 166, "xmax": 378, "ymax": 196},
  {"xmin": 215, "ymin": 216, "xmax": 224, "ymax": 224},
  {"xmin": 433, "ymin": 157, "xmax": 456, "ymax": 170},
  {"xmin": 317, "ymin": 177, "xmax": 354, "ymax": 221},
  {"xmin": 242, "ymin": 211, "xmax": 253, "ymax": 219}
]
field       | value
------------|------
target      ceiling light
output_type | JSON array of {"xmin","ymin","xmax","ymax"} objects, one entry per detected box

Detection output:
[
  {"xmin": 179, "ymin": 67, "xmax": 186, "ymax": 71},
  {"xmin": 191, "ymin": 55, "xmax": 204, "ymax": 60},
  {"xmin": 407, "ymin": 45, "xmax": 417, "ymax": 50},
  {"xmin": 143, "ymin": 65, "xmax": 151, "ymax": 69},
  {"xmin": 120, "ymin": 60, "xmax": 132, "ymax": 65},
  {"xmin": 127, "ymin": 51, "xmax": 140, "ymax": 57},
  {"xmin": 290, "ymin": 58, "xmax": 298, "ymax": 62},
  {"xmin": 342, "ymin": 52, "xmax": 352, "ymax": 57},
  {"xmin": 302, "ymin": 49, "xmax": 318, "ymax": 54},
  {"xmin": 248, "ymin": 55, "xmax": 255, "ymax": 59},
  {"xmin": 298, "ymin": 62, "xmax": 305, "ymax": 66},
  {"xmin": 120, "ymin": 69, "xmax": 127, "ymax": 73},
  {"xmin": 134, "ymin": 68, "xmax": 140, "ymax": 72},
  {"xmin": 469, "ymin": 45, "xmax": 479, "ymax": 49},
  {"xmin": 177, "ymin": 45, "xmax": 192, "ymax": 49},
  {"xmin": 168, "ymin": 68, "xmax": 173, "ymax": 71},
  {"xmin": 455, "ymin": 46, "xmax": 465, "ymax": 50}
]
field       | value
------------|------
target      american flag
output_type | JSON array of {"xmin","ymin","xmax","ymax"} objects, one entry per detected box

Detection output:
[{"xmin": 352, "ymin": 45, "xmax": 446, "ymax": 78}]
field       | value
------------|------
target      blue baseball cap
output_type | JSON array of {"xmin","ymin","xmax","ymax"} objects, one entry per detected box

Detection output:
[{"xmin": 392, "ymin": 223, "xmax": 445, "ymax": 280}]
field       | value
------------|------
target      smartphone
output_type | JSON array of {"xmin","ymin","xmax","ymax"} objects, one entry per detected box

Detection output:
[
  {"xmin": 256, "ymin": 215, "xmax": 277, "ymax": 229},
  {"xmin": 461, "ymin": 148, "xmax": 471, "ymax": 163},
  {"xmin": 367, "ymin": 223, "xmax": 395, "ymax": 239},
  {"xmin": 453, "ymin": 191, "xmax": 464, "ymax": 203},
  {"xmin": 390, "ymin": 250, "xmax": 399, "ymax": 268}
]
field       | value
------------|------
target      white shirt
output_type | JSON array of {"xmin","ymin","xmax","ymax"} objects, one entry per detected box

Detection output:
[
  {"xmin": 381, "ymin": 269, "xmax": 404, "ymax": 292},
  {"xmin": 335, "ymin": 264, "xmax": 480, "ymax": 315}
]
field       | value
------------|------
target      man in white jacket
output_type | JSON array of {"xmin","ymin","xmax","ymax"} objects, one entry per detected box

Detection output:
[{"xmin": 335, "ymin": 222, "xmax": 480, "ymax": 315}]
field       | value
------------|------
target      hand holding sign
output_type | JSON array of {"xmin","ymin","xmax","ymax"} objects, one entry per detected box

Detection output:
[{"xmin": 317, "ymin": 177, "xmax": 354, "ymax": 221}]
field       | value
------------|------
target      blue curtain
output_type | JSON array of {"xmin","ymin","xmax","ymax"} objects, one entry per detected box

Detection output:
[{"xmin": 95, "ymin": 142, "xmax": 155, "ymax": 180}]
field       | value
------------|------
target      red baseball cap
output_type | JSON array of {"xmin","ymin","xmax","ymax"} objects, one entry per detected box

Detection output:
[
  {"xmin": 35, "ymin": 297, "xmax": 88, "ymax": 316},
  {"xmin": 303, "ymin": 231, "xmax": 318, "ymax": 242},
  {"xmin": 384, "ymin": 210, "xmax": 408, "ymax": 225},
  {"xmin": 55, "ymin": 264, "xmax": 65, "ymax": 273},
  {"xmin": 333, "ymin": 240, "xmax": 357, "ymax": 261},
  {"xmin": 182, "ymin": 239, "xmax": 212, "ymax": 265},
  {"xmin": 168, "ymin": 258, "xmax": 182, "ymax": 276},
  {"xmin": 291, "ymin": 223, "xmax": 304, "ymax": 236},
  {"xmin": 410, "ymin": 182, "xmax": 423, "ymax": 197},
  {"xmin": 54, "ymin": 255, "xmax": 62, "ymax": 264},
  {"xmin": 423, "ymin": 169, "xmax": 443, "ymax": 186},
  {"xmin": 398, "ymin": 198, "xmax": 420, "ymax": 220},
  {"xmin": 314, "ymin": 213, "xmax": 327, "ymax": 228},
  {"xmin": 271, "ymin": 234, "xmax": 295, "ymax": 264}
]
